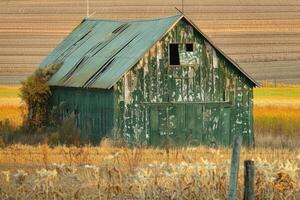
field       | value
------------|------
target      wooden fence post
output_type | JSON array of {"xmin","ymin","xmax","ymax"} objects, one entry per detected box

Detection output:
[
  {"xmin": 228, "ymin": 135, "xmax": 242, "ymax": 200},
  {"xmin": 244, "ymin": 160, "xmax": 254, "ymax": 200}
]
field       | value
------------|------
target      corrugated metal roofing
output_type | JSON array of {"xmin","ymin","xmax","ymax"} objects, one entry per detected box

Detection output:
[
  {"xmin": 40, "ymin": 15, "xmax": 182, "ymax": 89},
  {"xmin": 40, "ymin": 14, "xmax": 258, "ymax": 88}
]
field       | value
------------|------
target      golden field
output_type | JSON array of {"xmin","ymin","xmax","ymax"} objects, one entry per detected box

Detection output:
[
  {"xmin": 0, "ymin": 86, "xmax": 23, "ymax": 126},
  {"xmin": 0, "ymin": 144, "xmax": 299, "ymax": 199},
  {"xmin": 254, "ymin": 106, "xmax": 300, "ymax": 135},
  {"xmin": 254, "ymin": 86, "xmax": 300, "ymax": 137}
]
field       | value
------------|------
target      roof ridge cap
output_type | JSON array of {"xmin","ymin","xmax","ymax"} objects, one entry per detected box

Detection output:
[{"xmin": 84, "ymin": 14, "xmax": 182, "ymax": 23}]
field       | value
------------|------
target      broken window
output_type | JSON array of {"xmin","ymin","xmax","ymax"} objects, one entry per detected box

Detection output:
[
  {"xmin": 186, "ymin": 43, "xmax": 194, "ymax": 52},
  {"xmin": 169, "ymin": 43, "xmax": 180, "ymax": 65},
  {"xmin": 169, "ymin": 43, "xmax": 197, "ymax": 66}
]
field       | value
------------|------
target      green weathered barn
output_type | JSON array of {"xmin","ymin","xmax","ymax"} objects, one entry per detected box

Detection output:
[{"xmin": 40, "ymin": 14, "xmax": 258, "ymax": 146}]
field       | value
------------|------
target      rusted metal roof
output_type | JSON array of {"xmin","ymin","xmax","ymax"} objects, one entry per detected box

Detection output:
[
  {"xmin": 41, "ymin": 14, "xmax": 258, "ymax": 88},
  {"xmin": 40, "ymin": 15, "xmax": 182, "ymax": 89}
]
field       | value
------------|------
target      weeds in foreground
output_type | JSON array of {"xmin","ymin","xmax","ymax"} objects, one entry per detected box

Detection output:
[{"xmin": 0, "ymin": 145, "xmax": 299, "ymax": 199}]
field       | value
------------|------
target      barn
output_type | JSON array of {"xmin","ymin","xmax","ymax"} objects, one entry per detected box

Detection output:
[{"xmin": 40, "ymin": 14, "xmax": 258, "ymax": 146}]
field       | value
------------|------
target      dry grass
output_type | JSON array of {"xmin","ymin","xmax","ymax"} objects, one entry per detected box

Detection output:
[
  {"xmin": 0, "ymin": 86, "xmax": 23, "ymax": 126},
  {"xmin": 0, "ymin": 144, "xmax": 299, "ymax": 199},
  {"xmin": 253, "ymin": 85, "xmax": 300, "ymax": 143},
  {"xmin": 0, "ymin": 105, "xmax": 24, "ymax": 127},
  {"xmin": 254, "ymin": 106, "xmax": 300, "ymax": 136},
  {"xmin": 255, "ymin": 134, "xmax": 300, "ymax": 149}
]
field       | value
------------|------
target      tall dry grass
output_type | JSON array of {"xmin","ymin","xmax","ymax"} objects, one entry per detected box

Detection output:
[
  {"xmin": 0, "ymin": 105, "xmax": 24, "ymax": 127},
  {"xmin": 0, "ymin": 145, "xmax": 299, "ymax": 199},
  {"xmin": 254, "ymin": 106, "xmax": 300, "ymax": 136},
  {"xmin": 0, "ymin": 86, "xmax": 23, "ymax": 126},
  {"xmin": 253, "ymin": 84, "xmax": 300, "ymax": 148}
]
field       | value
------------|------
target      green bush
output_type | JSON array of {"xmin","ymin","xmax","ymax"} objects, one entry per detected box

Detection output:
[
  {"xmin": 20, "ymin": 62, "xmax": 62, "ymax": 132},
  {"xmin": 5, "ymin": 62, "xmax": 89, "ymax": 146}
]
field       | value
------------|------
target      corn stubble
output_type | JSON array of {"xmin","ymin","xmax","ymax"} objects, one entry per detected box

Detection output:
[{"xmin": 0, "ymin": 145, "xmax": 299, "ymax": 199}]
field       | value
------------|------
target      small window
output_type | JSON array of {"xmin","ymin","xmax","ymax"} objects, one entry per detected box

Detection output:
[
  {"xmin": 186, "ymin": 43, "xmax": 194, "ymax": 52},
  {"xmin": 169, "ymin": 44, "xmax": 180, "ymax": 65},
  {"xmin": 169, "ymin": 43, "xmax": 196, "ymax": 66}
]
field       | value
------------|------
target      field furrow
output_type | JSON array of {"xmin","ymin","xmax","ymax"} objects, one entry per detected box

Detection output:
[{"xmin": 0, "ymin": 0, "xmax": 300, "ymax": 84}]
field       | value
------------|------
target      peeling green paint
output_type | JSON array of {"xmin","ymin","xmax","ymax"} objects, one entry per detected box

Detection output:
[
  {"xmin": 114, "ymin": 18, "xmax": 254, "ymax": 146},
  {"xmin": 48, "ymin": 17, "xmax": 255, "ymax": 147}
]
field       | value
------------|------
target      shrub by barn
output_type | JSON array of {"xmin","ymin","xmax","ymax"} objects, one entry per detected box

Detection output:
[{"xmin": 40, "ymin": 15, "xmax": 258, "ymax": 146}]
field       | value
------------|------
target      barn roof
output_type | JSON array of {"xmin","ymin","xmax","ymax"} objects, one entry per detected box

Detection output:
[
  {"xmin": 40, "ymin": 15, "xmax": 182, "ymax": 88},
  {"xmin": 40, "ymin": 15, "xmax": 258, "ymax": 88}
]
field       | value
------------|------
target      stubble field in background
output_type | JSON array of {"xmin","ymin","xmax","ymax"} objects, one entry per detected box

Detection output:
[{"xmin": 1, "ymin": 0, "xmax": 300, "ymax": 84}]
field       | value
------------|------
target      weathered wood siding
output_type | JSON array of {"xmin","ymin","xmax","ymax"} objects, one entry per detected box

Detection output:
[
  {"xmin": 49, "ymin": 86, "xmax": 114, "ymax": 143},
  {"xmin": 114, "ymin": 18, "xmax": 254, "ymax": 146}
]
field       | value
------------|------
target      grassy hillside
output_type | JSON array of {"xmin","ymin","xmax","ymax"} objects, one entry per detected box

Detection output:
[{"xmin": 0, "ymin": 0, "xmax": 300, "ymax": 84}]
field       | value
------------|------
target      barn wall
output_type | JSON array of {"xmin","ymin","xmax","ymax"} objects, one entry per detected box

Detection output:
[
  {"xmin": 115, "ymin": 18, "xmax": 254, "ymax": 146},
  {"xmin": 48, "ymin": 86, "xmax": 114, "ymax": 143}
]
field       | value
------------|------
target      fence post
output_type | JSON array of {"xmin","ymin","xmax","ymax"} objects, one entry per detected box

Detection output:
[
  {"xmin": 244, "ymin": 160, "xmax": 254, "ymax": 200},
  {"xmin": 228, "ymin": 135, "xmax": 242, "ymax": 200}
]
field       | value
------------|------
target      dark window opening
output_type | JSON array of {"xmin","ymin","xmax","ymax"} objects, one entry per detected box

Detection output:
[
  {"xmin": 169, "ymin": 44, "xmax": 180, "ymax": 65},
  {"xmin": 186, "ymin": 43, "xmax": 194, "ymax": 52}
]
